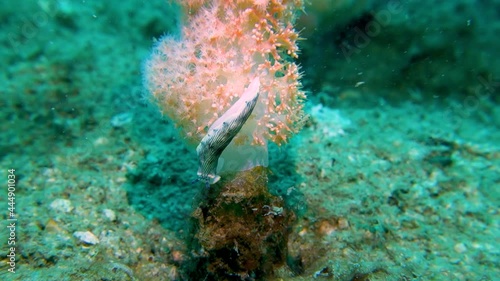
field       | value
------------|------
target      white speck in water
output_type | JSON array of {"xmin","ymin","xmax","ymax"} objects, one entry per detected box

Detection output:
[{"xmin": 111, "ymin": 112, "xmax": 133, "ymax": 127}]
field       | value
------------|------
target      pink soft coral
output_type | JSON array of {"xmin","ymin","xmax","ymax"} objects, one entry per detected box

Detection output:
[{"xmin": 144, "ymin": 0, "xmax": 306, "ymax": 170}]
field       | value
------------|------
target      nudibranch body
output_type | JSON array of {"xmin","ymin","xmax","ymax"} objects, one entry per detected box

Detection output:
[{"xmin": 196, "ymin": 77, "xmax": 260, "ymax": 185}]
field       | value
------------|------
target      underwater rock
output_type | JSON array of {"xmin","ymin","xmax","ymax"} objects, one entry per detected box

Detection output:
[{"xmin": 186, "ymin": 166, "xmax": 295, "ymax": 280}]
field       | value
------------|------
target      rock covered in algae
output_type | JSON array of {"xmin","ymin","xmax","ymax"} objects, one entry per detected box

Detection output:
[{"xmin": 188, "ymin": 166, "xmax": 295, "ymax": 280}]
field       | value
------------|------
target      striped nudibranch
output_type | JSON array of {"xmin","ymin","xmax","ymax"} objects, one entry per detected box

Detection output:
[{"xmin": 196, "ymin": 77, "xmax": 260, "ymax": 185}]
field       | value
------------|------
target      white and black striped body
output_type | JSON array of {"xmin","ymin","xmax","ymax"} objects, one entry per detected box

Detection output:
[{"xmin": 196, "ymin": 77, "xmax": 260, "ymax": 185}]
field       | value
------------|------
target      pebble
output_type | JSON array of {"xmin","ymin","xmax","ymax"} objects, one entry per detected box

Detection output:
[
  {"xmin": 103, "ymin": 209, "xmax": 117, "ymax": 221},
  {"xmin": 454, "ymin": 242, "xmax": 467, "ymax": 253},
  {"xmin": 338, "ymin": 218, "xmax": 349, "ymax": 229},
  {"xmin": 50, "ymin": 199, "xmax": 73, "ymax": 213},
  {"xmin": 74, "ymin": 231, "xmax": 100, "ymax": 245}
]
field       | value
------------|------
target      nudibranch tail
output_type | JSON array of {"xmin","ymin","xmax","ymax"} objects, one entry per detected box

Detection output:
[{"xmin": 196, "ymin": 77, "xmax": 260, "ymax": 185}]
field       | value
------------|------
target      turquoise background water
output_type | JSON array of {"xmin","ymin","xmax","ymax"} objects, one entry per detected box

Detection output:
[{"xmin": 1, "ymin": 1, "xmax": 498, "ymax": 280}]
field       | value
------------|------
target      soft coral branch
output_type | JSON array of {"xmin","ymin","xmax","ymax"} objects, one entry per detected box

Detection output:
[{"xmin": 144, "ymin": 0, "xmax": 306, "ymax": 148}]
